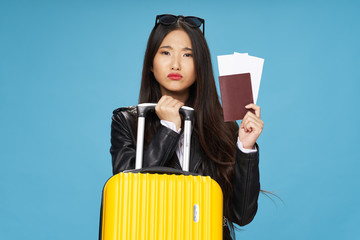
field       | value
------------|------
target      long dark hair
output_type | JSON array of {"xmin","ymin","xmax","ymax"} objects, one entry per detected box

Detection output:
[{"xmin": 139, "ymin": 20, "xmax": 239, "ymax": 239}]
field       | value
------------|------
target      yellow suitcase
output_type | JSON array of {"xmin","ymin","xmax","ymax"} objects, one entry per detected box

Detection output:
[{"xmin": 99, "ymin": 104, "xmax": 223, "ymax": 240}]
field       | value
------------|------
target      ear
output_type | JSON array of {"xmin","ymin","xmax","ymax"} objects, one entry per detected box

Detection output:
[{"xmin": 150, "ymin": 66, "xmax": 153, "ymax": 72}]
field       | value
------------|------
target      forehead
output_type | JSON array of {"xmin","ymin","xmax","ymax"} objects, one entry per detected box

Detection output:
[{"xmin": 160, "ymin": 30, "xmax": 192, "ymax": 48}]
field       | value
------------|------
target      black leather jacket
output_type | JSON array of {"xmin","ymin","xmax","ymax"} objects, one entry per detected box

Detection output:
[{"xmin": 110, "ymin": 107, "xmax": 260, "ymax": 234}]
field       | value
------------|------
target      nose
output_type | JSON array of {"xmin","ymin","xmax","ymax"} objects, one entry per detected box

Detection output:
[{"xmin": 171, "ymin": 55, "xmax": 181, "ymax": 71}]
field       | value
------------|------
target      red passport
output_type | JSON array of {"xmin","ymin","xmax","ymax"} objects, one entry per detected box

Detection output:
[{"xmin": 219, "ymin": 73, "xmax": 254, "ymax": 121}]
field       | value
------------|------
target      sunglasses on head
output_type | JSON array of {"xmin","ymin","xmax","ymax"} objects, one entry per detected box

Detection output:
[{"xmin": 155, "ymin": 14, "xmax": 205, "ymax": 35}]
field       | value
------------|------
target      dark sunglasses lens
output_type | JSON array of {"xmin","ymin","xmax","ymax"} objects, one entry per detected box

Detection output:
[
  {"xmin": 184, "ymin": 17, "xmax": 202, "ymax": 27},
  {"xmin": 159, "ymin": 15, "xmax": 177, "ymax": 25}
]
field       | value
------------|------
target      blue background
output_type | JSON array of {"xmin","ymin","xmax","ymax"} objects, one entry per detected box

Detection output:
[{"xmin": 1, "ymin": 0, "xmax": 359, "ymax": 239}]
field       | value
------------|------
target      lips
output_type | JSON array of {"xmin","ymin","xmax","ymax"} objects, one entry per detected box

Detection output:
[{"xmin": 167, "ymin": 73, "xmax": 183, "ymax": 80}]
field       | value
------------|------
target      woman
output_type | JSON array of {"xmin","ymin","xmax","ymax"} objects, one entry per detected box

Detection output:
[{"xmin": 110, "ymin": 14, "xmax": 264, "ymax": 239}]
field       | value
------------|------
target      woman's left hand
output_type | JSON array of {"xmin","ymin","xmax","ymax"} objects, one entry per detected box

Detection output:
[{"xmin": 238, "ymin": 104, "xmax": 264, "ymax": 149}]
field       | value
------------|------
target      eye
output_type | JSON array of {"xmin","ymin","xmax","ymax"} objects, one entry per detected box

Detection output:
[
  {"xmin": 160, "ymin": 51, "xmax": 170, "ymax": 55},
  {"xmin": 184, "ymin": 53, "xmax": 193, "ymax": 57}
]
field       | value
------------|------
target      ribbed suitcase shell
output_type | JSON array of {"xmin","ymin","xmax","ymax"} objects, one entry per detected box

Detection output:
[{"xmin": 101, "ymin": 172, "xmax": 223, "ymax": 240}]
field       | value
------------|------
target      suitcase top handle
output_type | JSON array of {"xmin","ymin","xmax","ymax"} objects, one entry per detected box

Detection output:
[
  {"xmin": 137, "ymin": 103, "xmax": 194, "ymax": 121},
  {"xmin": 135, "ymin": 103, "xmax": 194, "ymax": 171}
]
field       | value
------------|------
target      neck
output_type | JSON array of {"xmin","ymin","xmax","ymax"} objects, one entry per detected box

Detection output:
[{"xmin": 160, "ymin": 88, "xmax": 189, "ymax": 104}]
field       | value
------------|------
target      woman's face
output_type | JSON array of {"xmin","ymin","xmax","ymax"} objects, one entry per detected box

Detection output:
[{"xmin": 152, "ymin": 30, "xmax": 196, "ymax": 100}]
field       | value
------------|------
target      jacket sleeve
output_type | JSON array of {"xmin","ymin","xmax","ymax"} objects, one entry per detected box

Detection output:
[
  {"xmin": 110, "ymin": 110, "xmax": 180, "ymax": 175},
  {"xmin": 231, "ymin": 143, "xmax": 260, "ymax": 226}
]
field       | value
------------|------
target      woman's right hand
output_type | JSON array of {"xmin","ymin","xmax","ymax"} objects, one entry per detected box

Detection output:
[{"xmin": 155, "ymin": 95, "xmax": 184, "ymax": 131}]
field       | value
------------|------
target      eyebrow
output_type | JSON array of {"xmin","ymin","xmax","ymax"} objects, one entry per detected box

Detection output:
[{"xmin": 159, "ymin": 45, "xmax": 192, "ymax": 51}]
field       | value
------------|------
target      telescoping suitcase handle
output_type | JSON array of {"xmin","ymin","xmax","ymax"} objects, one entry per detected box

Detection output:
[{"xmin": 135, "ymin": 103, "xmax": 194, "ymax": 171}]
